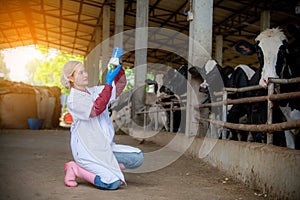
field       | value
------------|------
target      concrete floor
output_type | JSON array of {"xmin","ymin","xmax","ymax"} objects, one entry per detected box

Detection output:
[{"xmin": 0, "ymin": 129, "xmax": 267, "ymax": 200}]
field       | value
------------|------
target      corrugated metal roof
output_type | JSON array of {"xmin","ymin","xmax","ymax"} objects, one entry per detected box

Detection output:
[{"xmin": 0, "ymin": 0, "xmax": 299, "ymax": 69}]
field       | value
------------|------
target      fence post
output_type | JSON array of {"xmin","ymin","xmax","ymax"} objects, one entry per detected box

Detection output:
[
  {"xmin": 170, "ymin": 102, "xmax": 174, "ymax": 132},
  {"xmin": 222, "ymin": 90, "xmax": 228, "ymax": 139},
  {"xmin": 267, "ymin": 82, "xmax": 274, "ymax": 144},
  {"xmin": 154, "ymin": 104, "xmax": 158, "ymax": 131},
  {"xmin": 144, "ymin": 105, "xmax": 147, "ymax": 131},
  {"xmin": 209, "ymin": 112, "xmax": 218, "ymax": 138}
]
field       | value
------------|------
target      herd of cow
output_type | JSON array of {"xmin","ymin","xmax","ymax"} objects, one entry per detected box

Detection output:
[{"xmin": 111, "ymin": 25, "xmax": 300, "ymax": 150}]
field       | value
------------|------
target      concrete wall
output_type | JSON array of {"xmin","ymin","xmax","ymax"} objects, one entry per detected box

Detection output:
[{"xmin": 131, "ymin": 130, "xmax": 300, "ymax": 199}]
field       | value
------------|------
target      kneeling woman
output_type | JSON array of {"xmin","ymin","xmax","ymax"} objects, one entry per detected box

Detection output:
[{"xmin": 61, "ymin": 49, "xmax": 144, "ymax": 190}]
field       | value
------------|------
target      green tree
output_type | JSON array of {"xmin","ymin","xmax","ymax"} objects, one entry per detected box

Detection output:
[
  {"xmin": 30, "ymin": 46, "xmax": 83, "ymax": 94},
  {"xmin": 124, "ymin": 67, "xmax": 134, "ymax": 91},
  {"xmin": 25, "ymin": 59, "xmax": 40, "ymax": 84},
  {"xmin": 123, "ymin": 67, "xmax": 155, "ymax": 92}
]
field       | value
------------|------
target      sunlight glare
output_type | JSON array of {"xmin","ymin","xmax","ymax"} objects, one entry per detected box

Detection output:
[{"xmin": 1, "ymin": 45, "xmax": 43, "ymax": 81}]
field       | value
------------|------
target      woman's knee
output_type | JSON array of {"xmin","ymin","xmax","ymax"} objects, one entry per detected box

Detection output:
[
  {"xmin": 135, "ymin": 152, "xmax": 144, "ymax": 167},
  {"xmin": 94, "ymin": 176, "xmax": 121, "ymax": 190},
  {"xmin": 126, "ymin": 152, "xmax": 144, "ymax": 169},
  {"xmin": 114, "ymin": 151, "xmax": 144, "ymax": 169}
]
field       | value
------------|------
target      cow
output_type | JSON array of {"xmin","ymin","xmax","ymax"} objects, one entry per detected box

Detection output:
[
  {"xmin": 159, "ymin": 64, "xmax": 189, "ymax": 96},
  {"xmin": 254, "ymin": 26, "xmax": 300, "ymax": 149},
  {"xmin": 145, "ymin": 64, "xmax": 204, "ymax": 133},
  {"xmin": 146, "ymin": 65, "xmax": 188, "ymax": 132},
  {"xmin": 110, "ymin": 65, "xmax": 192, "ymax": 134},
  {"xmin": 153, "ymin": 62, "xmax": 258, "ymax": 138},
  {"xmin": 198, "ymin": 60, "xmax": 256, "ymax": 97},
  {"xmin": 233, "ymin": 26, "xmax": 300, "ymax": 149},
  {"xmin": 198, "ymin": 60, "xmax": 258, "ymax": 141}
]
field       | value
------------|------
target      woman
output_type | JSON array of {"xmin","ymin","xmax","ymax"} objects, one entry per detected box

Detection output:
[{"xmin": 60, "ymin": 47, "xmax": 144, "ymax": 190}]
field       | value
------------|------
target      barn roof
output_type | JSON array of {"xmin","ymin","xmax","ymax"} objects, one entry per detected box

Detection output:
[{"xmin": 0, "ymin": 0, "xmax": 299, "ymax": 69}]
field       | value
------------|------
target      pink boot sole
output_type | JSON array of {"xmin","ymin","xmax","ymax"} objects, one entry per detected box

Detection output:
[{"xmin": 64, "ymin": 161, "xmax": 78, "ymax": 187}]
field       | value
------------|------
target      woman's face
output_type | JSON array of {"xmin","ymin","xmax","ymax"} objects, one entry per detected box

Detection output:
[{"xmin": 69, "ymin": 63, "xmax": 89, "ymax": 89}]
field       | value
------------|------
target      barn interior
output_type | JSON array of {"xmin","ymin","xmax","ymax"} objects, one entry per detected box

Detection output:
[{"xmin": 0, "ymin": 1, "xmax": 300, "ymax": 199}]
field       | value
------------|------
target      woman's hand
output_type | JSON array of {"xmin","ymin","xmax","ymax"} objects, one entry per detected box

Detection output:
[
  {"xmin": 106, "ymin": 65, "xmax": 122, "ymax": 85},
  {"xmin": 108, "ymin": 47, "xmax": 123, "ymax": 68}
]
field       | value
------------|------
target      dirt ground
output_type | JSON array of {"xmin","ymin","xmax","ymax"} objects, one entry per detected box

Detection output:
[{"xmin": 0, "ymin": 129, "xmax": 269, "ymax": 200}]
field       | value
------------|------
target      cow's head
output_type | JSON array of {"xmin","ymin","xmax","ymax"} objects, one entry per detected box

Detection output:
[
  {"xmin": 199, "ymin": 60, "xmax": 234, "ymax": 92},
  {"xmin": 255, "ymin": 28, "xmax": 288, "ymax": 88},
  {"xmin": 160, "ymin": 64, "xmax": 188, "ymax": 96},
  {"xmin": 199, "ymin": 60, "xmax": 218, "ymax": 90},
  {"xmin": 199, "ymin": 60, "xmax": 231, "ymax": 93}
]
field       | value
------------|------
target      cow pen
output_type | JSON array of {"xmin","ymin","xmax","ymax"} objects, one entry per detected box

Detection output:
[
  {"xmin": 132, "ymin": 77, "xmax": 300, "ymax": 199},
  {"xmin": 197, "ymin": 77, "xmax": 300, "ymax": 144},
  {"xmin": 138, "ymin": 77, "xmax": 300, "ymax": 141}
]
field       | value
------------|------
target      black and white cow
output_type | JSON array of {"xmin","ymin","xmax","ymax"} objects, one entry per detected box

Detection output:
[
  {"xmin": 255, "ymin": 27, "xmax": 300, "ymax": 149},
  {"xmin": 159, "ymin": 64, "xmax": 189, "ymax": 96},
  {"xmin": 233, "ymin": 26, "xmax": 300, "ymax": 149},
  {"xmin": 198, "ymin": 59, "xmax": 258, "ymax": 141},
  {"xmin": 149, "ymin": 65, "xmax": 188, "ymax": 132},
  {"xmin": 146, "ymin": 64, "xmax": 203, "ymax": 132},
  {"xmin": 199, "ymin": 60, "xmax": 256, "ymax": 97},
  {"xmin": 111, "ymin": 64, "xmax": 200, "ymax": 133}
]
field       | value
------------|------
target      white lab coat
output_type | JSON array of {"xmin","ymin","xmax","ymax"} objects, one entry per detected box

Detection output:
[{"xmin": 67, "ymin": 83, "xmax": 140, "ymax": 184}]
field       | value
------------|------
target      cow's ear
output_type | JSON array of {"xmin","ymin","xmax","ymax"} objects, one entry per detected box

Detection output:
[
  {"xmin": 282, "ymin": 40, "xmax": 289, "ymax": 54},
  {"xmin": 283, "ymin": 40, "xmax": 289, "ymax": 48},
  {"xmin": 255, "ymin": 41, "xmax": 261, "ymax": 53},
  {"xmin": 234, "ymin": 40, "xmax": 256, "ymax": 56},
  {"xmin": 255, "ymin": 41, "xmax": 264, "ymax": 68}
]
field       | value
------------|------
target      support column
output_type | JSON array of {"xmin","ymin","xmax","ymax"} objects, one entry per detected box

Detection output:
[
  {"xmin": 261, "ymin": 10, "xmax": 271, "ymax": 143},
  {"xmin": 101, "ymin": 4, "xmax": 110, "ymax": 84},
  {"xmin": 260, "ymin": 10, "xmax": 270, "ymax": 31},
  {"xmin": 114, "ymin": 0, "xmax": 124, "ymax": 48},
  {"xmin": 186, "ymin": 0, "xmax": 213, "ymax": 136},
  {"xmin": 87, "ymin": 25, "xmax": 101, "ymax": 86},
  {"xmin": 132, "ymin": 0, "xmax": 149, "ymax": 129},
  {"xmin": 215, "ymin": 35, "xmax": 223, "ymax": 66}
]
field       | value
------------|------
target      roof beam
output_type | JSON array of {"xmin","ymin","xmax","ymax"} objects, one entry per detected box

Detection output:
[{"xmin": 20, "ymin": 1, "xmax": 37, "ymax": 44}]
